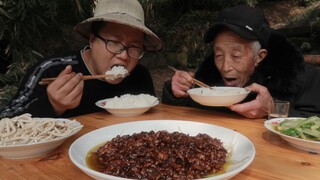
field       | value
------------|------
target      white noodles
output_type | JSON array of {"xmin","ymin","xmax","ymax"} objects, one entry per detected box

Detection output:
[{"xmin": 0, "ymin": 113, "xmax": 83, "ymax": 146}]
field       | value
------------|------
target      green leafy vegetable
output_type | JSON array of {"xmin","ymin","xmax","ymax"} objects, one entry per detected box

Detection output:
[{"xmin": 276, "ymin": 116, "xmax": 320, "ymax": 141}]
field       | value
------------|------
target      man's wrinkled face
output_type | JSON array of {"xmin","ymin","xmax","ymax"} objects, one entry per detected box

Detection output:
[{"xmin": 213, "ymin": 30, "xmax": 257, "ymax": 87}]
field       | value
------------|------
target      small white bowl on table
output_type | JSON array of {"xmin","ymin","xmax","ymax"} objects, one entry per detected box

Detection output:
[
  {"xmin": 96, "ymin": 94, "xmax": 159, "ymax": 117},
  {"xmin": 187, "ymin": 87, "xmax": 250, "ymax": 106}
]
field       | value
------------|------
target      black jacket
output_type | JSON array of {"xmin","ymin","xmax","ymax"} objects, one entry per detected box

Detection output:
[
  {"xmin": 1, "ymin": 50, "xmax": 155, "ymax": 118},
  {"xmin": 162, "ymin": 30, "xmax": 320, "ymax": 117}
]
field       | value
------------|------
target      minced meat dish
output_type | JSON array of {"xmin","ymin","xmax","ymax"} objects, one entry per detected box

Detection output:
[{"xmin": 96, "ymin": 130, "xmax": 228, "ymax": 179}]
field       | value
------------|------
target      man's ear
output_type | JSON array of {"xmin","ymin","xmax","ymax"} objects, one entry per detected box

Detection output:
[{"xmin": 255, "ymin": 49, "xmax": 268, "ymax": 66}]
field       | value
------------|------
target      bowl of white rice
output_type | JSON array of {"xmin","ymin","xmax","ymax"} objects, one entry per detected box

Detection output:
[
  {"xmin": 96, "ymin": 94, "xmax": 159, "ymax": 117},
  {"xmin": 187, "ymin": 87, "xmax": 250, "ymax": 106}
]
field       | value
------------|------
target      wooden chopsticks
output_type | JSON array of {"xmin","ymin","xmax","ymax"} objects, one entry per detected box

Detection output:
[
  {"xmin": 38, "ymin": 74, "xmax": 116, "ymax": 85},
  {"xmin": 168, "ymin": 66, "xmax": 212, "ymax": 89},
  {"xmin": 192, "ymin": 78, "xmax": 212, "ymax": 89}
]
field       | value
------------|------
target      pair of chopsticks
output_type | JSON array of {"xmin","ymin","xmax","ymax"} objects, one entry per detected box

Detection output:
[
  {"xmin": 38, "ymin": 74, "xmax": 115, "ymax": 85},
  {"xmin": 168, "ymin": 66, "xmax": 212, "ymax": 89}
]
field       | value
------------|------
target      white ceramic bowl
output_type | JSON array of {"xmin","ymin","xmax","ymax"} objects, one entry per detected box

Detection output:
[
  {"xmin": 264, "ymin": 117, "xmax": 320, "ymax": 153},
  {"xmin": 95, "ymin": 97, "xmax": 159, "ymax": 117},
  {"xmin": 187, "ymin": 87, "xmax": 250, "ymax": 106},
  {"xmin": 0, "ymin": 118, "xmax": 82, "ymax": 159},
  {"xmin": 69, "ymin": 120, "xmax": 255, "ymax": 180}
]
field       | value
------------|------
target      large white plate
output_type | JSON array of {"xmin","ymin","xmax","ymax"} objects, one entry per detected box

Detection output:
[
  {"xmin": 187, "ymin": 87, "xmax": 250, "ymax": 106},
  {"xmin": 0, "ymin": 118, "xmax": 82, "ymax": 159},
  {"xmin": 264, "ymin": 117, "xmax": 320, "ymax": 153},
  {"xmin": 95, "ymin": 99, "xmax": 159, "ymax": 117},
  {"xmin": 69, "ymin": 120, "xmax": 255, "ymax": 180}
]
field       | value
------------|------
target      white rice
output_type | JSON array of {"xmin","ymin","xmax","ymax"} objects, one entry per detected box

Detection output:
[
  {"xmin": 104, "ymin": 94, "xmax": 158, "ymax": 108},
  {"xmin": 105, "ymin": 66, "xmax": 128, "ymax": 80},
  {"xmin": 192, "ymin": 87, "xmax": 245, "ymax": 96}
]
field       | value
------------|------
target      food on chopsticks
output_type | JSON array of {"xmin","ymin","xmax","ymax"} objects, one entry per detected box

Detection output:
[
  {"xmin": 275, "ymin": 116, "xmax": 320, "ymax": 141},
  {"xmin": 90, "ymin": 130, "xmax": 228, "ymax": 179},
  {"xmin": 40, "ymin": 66, "xmax": 129, "ymax": 85},
  {"xmin": 102, "ymin": 94, "xmax": 158, "ymax": 108},
  {"xmin": 105, "ymin": 66, "xmax": 128, "ymax": 80},
  {"xmin": 0, "ymin": 113, "xmax": 83, "ymax": 145}
]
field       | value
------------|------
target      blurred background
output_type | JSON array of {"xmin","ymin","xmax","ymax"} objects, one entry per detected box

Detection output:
[{"xmin": 0, "ymin": 0, "xmax": 319, "ymax": 107}]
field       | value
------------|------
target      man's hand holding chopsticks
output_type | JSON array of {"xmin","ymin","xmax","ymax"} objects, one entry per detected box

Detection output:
[{"xmin": 47, "ymin": 65, "xmax": 84, "ymax": 115}]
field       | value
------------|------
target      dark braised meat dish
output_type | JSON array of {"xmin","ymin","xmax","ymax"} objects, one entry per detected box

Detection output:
[{"xmin": 96, "ymin": 130, "xmax": 228, "ymax": 179}]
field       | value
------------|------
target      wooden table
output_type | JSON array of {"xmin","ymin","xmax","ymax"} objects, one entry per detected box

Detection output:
[{"xmin": 1, "ymin": 104, "xmax": 319, "ymax": 179}]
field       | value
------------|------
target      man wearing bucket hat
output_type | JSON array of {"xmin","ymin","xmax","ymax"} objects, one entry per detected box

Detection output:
[
  {"xmin": 0, "ymin": 0, "xmax": 163, "ymax": 118},
  {"xmin": 162, "ymin": 6, "xmax": 320, "ymax": 118}
]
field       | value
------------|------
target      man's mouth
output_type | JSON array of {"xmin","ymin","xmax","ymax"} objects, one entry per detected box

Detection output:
[{"xmin": 224, "ymin": 77, "xmax": 237, "ymax": 86}]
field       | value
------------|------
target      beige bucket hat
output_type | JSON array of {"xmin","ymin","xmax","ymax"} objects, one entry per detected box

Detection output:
[{"xmin": 74, "ymin": 0, "xmax": 163, "ymax": 51}]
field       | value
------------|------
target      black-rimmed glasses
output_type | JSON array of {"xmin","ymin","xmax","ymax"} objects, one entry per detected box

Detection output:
[{"xmin": 94, "ymin": 34, "xmax": 144, "ymax": 60}]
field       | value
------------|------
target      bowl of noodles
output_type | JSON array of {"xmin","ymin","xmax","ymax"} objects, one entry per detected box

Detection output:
[
  {"xmin": 0, "ymin": 113, "xmax": 83, "ymax": 159},
  {"xmin": 187, "ymin": 87, "xmax": 250, "ymax": 106}
]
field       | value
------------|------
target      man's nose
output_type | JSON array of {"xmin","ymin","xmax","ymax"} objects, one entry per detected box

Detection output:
[
  {"xmin": 222, "ymin": 58, "xmax": 233, "ymax": 72},
  {"xmin": 116, "ymin": 49, "xmax": 129, "ymax": 60}
]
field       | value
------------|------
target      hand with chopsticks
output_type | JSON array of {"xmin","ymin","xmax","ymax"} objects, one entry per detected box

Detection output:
[
  {"xmin": 46, "ymin": 65, "xmax": 84, "ymax": 115},
  {"xmin": 171, "ymin": 69, "xmax": 195, "ymax": 98}
]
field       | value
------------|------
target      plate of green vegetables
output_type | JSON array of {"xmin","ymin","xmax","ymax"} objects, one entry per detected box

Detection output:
[{"xmin": 264, "ymin": 116, "xmax": 320, "ymax": 153}]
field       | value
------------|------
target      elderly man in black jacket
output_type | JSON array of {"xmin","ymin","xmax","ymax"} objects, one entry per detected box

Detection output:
[{"xmin": 162, "ymin": 6, "xmax": 320, "ymax": 118}]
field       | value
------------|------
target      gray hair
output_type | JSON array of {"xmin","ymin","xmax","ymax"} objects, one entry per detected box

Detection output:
[{"xmin": 251, "ymin": 41, "xmax": 261, "ymax": 57}]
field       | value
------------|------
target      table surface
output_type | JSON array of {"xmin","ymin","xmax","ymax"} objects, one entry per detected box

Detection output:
[{"xmin": 1, "ymin": 104, "xmax": 319, "ymax": 179}]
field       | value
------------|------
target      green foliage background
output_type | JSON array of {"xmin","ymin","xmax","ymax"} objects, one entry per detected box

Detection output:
[{"xmin": 0, "ymin": 0, "xmax": 94, "ymax": 105}]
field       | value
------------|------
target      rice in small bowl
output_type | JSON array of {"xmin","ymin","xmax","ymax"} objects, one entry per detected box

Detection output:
[
  {"xmin": 96, "ymin": 94, "xmax": 159, "ymax": 116},
  {"xmin": 187, "ymin": 87, "xmax": 250, "ymax": 107}
]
